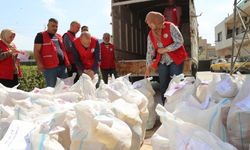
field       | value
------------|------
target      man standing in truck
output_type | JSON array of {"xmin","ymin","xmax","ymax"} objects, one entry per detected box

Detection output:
[
  {"xmin": 100, "ymin": 33, "xmax": 117, "ymax": 84},
  {"xmin": 144, "ymin": 11, "xmax": 187, "ymax": 105}
]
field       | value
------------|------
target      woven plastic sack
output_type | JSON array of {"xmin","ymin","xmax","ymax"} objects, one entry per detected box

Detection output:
[
  {"xmin": 227, "ymin": 76, "xmax": 250, "ymax": 150},
  {"xmin": 152, "ymin": 104, "xmax": 237, "ymax": 150},
  {"xmin": 173, "ymin": 99, "xmax": 230, "ymax": 141},
  {"xmin": 133, "ymin": 78, "xmax": 156, "ymax": 130},
  {"xmin": 71, "ymin": 100, "xmax": 132, "ymax": 150}
]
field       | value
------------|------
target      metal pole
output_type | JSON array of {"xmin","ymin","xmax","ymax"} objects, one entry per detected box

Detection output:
[{"xmin": 230, "ymin": 0, "xmax": 238, "ymax": 75}]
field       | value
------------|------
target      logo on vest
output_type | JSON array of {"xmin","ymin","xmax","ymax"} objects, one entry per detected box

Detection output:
[
  {"xmin": 163, "ymin": 33, "xmax": 168, "ymax": 39},
  {"xmin": 91, "ymin": 48, "xmax": 95, "ymax": 53},
  {"xmin": 110, "ymin": 48, "xmax": 113, "ymax": 51}
]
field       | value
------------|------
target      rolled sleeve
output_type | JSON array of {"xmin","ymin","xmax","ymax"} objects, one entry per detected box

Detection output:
[
  {"xmin": 0, "ymin": 48, "xmax": 11, "ymax": 61},
  {"xmin": 165, "ymin": 23, "xmax": 184, "ymax": 52}
]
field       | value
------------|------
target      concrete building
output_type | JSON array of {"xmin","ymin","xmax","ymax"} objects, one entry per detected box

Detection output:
[
  {"xmin": 198, "ymin": 37, "xmax": 216, "ymax": 60},
  {"xmin": 214, "ymin": 0, "xmax": 250, "ymax": 57}
]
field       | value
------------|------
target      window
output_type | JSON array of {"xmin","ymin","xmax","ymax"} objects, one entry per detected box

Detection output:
[
  {"xmin": 236, "ymin": 28, "xmax": 239, "ymax": 35},
  {"xmin": 217, "ymin": 32, "xmax": 222, "ymax": 42},
  {"xmin": 226, "ymin": 29, "xmax": 233, "ymax": 39}
]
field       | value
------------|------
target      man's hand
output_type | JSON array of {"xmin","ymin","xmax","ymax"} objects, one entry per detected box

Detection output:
[
  {"xmin": 84, "ymin": 69, "xmax": 95, "ymax": 79},
  {"xmin": 37, "ymin": 63, "xmax": 44, "ymax": 72},
  {"xmin": 67, "ymin": 65, "xmax": 72, "ymax": 72},
  {"xmin": 145, "ymin": 66, "xmax": 152, "ymax": 78}
]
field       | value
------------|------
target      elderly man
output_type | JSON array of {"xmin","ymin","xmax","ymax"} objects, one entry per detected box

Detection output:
[
  {"xmin": 100, "ymin": 33, "xmax": 117, "ymax": 84},
  {"xmin": 34, "ymin": 18, "xmax": 70, "ymax": 87},
  {"xmin": 63, "ymin": 21, "xmax": 80, "ymax": 82},
  {"xmin": 71, "ymin": 31, "xmax": 100, "ymax": 85}
]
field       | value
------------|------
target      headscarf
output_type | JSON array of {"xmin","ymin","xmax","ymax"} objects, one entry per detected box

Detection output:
[
  {"xmin": 145, "ymin": 11, "xmax": 165, "ymax": 42},
  {"xmin": 0, "ymin": 29, "xmax": 15, "ymax": 47}
]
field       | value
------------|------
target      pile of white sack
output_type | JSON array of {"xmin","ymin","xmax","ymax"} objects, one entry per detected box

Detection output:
[
  {"xmin": 152, "ymin": 73, "xmax": 250, "ymax": 150},
  {"xmin": 0, "ymin": 73, "xmax": 158, "ymax": 150}
]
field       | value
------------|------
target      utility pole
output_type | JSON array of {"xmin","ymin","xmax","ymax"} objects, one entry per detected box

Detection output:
[
  {"xmin": 230, "ymin": 0, "xmax": 237, "ymax": 75},
  {"xmin": 230, "ymin": 0, "xmax": 250, "ymax": 74}
]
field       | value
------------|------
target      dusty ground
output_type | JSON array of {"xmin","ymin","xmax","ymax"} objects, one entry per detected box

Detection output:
[{"xmin": 140, "ymin": 120, "xmax": 161, "ymax": 150}]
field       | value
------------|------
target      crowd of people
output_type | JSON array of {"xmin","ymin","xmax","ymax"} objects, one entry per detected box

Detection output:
[
  {"xmin": 0, "ymin": 10, "xmax": 186, "ymax": 106},
  {"xmin": 0, "ymin": 18, "xmax": 117, "ymax": 88}
]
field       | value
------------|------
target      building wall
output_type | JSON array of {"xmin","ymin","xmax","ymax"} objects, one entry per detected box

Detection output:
[
  {"xmin": 214, "ymin": 0, "xmax": 250, "ymax": 57},
  {"xmin": 198, "ymin": 37, "xmax": 216, "ymax": 60}
]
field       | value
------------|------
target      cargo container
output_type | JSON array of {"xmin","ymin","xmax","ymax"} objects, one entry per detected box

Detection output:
[{"xmin": 112, "ymin": 0, "xmax": 199, "ymax": 80}]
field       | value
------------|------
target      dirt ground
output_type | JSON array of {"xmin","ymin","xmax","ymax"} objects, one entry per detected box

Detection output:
[{"xmin": 140, "ymin": 120, "xmax": 161, "ymax": 150}]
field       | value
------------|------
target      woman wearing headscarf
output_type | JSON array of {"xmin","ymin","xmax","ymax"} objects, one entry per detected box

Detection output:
[
  {"xmin": 0, "ymin": 29, "xmax": 22, "ymax": 87},
  {"xmin": 144, "ymin": 11, "xmax": 187, "ymax": 105}
]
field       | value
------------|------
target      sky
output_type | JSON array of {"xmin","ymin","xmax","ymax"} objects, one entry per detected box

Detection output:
[{"xmin": 0, "ymin": 0, "xmax": 235, "ymax": 50}]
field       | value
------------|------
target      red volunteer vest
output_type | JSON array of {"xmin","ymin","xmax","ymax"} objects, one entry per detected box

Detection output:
[
  {"xmin": 63, "ymin": 31, "xmax": 75, "ymax": 64},
  {"xmin": 74, "ymin": 37, "xmax": 97, "ymax": 70},
  {"xmin": 41, "ymin": 31, "xmax": 70, "ymax": 69},
  {"xmin": 149, "ymin": 21, "xmax": 187, "ymax": 69},
  {"xmin": 0, "ymin": 40, "xmax": 18, "ymax": 79},
  {"xmin": 100, "ymin": 42, "xmax": 115, "ymax": 69}
]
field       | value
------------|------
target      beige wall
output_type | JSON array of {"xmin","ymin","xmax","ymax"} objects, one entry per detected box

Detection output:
[
  {"xmin": 199, "ymin": 37, "xmax": 216, "ymax": 60},
  {"xmin": 214, "ymin": 0, "xmax": 250, "ymax": 57}
]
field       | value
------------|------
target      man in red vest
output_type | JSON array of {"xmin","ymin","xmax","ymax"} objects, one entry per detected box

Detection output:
[
  {"xmin": 100, "ymin": 33, "xmax": 117, "ymax": 84},
  {"xmin": 63, "ymin": 21, "xmax": 80, "ymax": 83},
  {"xmin": 34, "ymin": 18, "xmax": 71, "ymax": 87},
  {"xmin": 71, "ymin": 31, "xmax": 100, "ymax": 86},
  {"xmin": 163, "ymin": 0, "xmax": 182, "ymax": 28},
  {"xmin": 144, "ymin": 11, "xmax": 187, "ymax": 105}
]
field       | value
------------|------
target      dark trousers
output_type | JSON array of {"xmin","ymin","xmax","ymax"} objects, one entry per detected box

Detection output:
[
  {"xmin": 101, "ymin": 68, "xmax": 118, "ymax": 84},
  {"xmin": 0, "ymin": 74, "xmax": 19, "ymax": 88},
  {"xmin": 158, "ymin": 62, "xmax": 184, "ymax": 105},
  {"xmin": 67, "ymin": 64, "xmax": 79, "ymax": 83}
]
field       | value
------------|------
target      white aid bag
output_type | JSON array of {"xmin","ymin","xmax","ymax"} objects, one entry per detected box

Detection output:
[
  {"xmin": 133, "ymin": 78, "xmax": 157, "ymax": 130},
  {"xmin": 173, "ymin": 98, "xmax": 230, "ymax": 141},
  {"xmin": 69, "ymin": 74, "xmax": 96, "ymax": 100},
  {"xmin": 164, "ymin": 75, "xmax": 196, "ymax": 113},
  {"xmin": 95, "ymin": 82, "xmax": 121, "ymax": 102},
  {"xmin": 28, "ymin": 129, "xmax": 64, "ymax": 150},
  {"xmin": 58, "ymin": 73, "xmax": 76, "ymax": 86},
  {"xmin": 0, "ymin": 105, "xmax": 14, "ymax": 140},
  {"xmin": 227, "ymin": 76, "xmax": 250, "ymax": 150},
  {"xmin": 71, "ymin": 100, "xmax": 132, "ymax": 150},
  {"xmin": 109, "ymin": 75, "xmax": 149, "ymax": 143},
  {"xmin": 151, "ymin": 105, "xmax": 237, "ymax": 150},
  {"xmin": 215, "ymin": 74, "xmax": 238, "ymax": 98},
  {"xmin": 0, "ymin": 120, "xmax": 36, "ymax": 150},
  {"xmin": 111, "ymin": 99, "xmax": 142, "ymax": 150},
  {"xmin": 53, "ymin": 92, "xmax": 82, "ymax": 103}
]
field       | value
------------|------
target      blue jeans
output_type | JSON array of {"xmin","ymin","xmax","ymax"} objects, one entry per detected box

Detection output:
[
  {"xmin": 43, "ymin": 65, "xmax": 68, "ymax": 87},
  {"xmin": 158, "ymin": 62, "xmax": 184, "ymax": 105}
]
